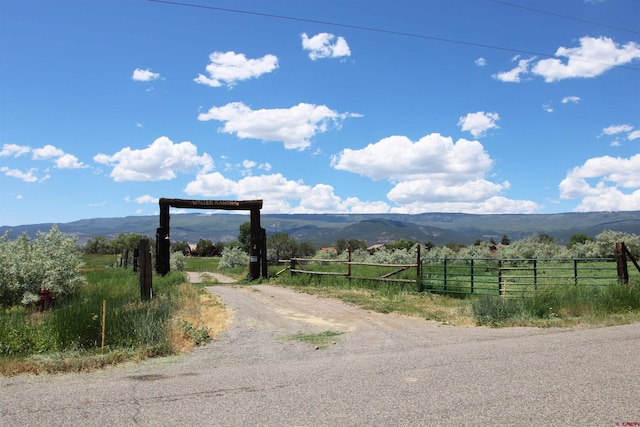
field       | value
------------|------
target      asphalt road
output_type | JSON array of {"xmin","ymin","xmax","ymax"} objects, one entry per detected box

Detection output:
[{"xmin": 1, "ymin": 285, "xmax": 639, "ymax": 426}]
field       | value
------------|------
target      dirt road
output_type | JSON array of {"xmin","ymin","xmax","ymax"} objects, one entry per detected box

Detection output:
[{"xmin": 1, "ymin": 284, "xmax": 639, "ymax": 426}]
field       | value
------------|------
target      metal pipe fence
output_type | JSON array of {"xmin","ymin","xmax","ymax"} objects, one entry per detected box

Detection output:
[{"xmin": 422, "ymin": 258, "xmax": 618, "ymax": 297}]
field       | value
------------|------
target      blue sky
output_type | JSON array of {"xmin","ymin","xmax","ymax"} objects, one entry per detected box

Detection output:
[{"xmin": 1, "ymin": 0, "xmax": 639, "ymax": 226}]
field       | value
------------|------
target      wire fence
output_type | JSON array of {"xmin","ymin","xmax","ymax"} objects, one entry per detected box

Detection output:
[
  {"xmin": 421, "ymin": 257, "xmax": 618, "ymax": 297},
  {"xmin": 286, "ymin": 242, "xmax": 639, "ymax": 297}
]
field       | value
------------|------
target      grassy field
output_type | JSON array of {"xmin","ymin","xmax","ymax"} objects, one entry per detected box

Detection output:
[{"xmin": 0, "ymin": 255, "xmax": 228, "ymax": 376}]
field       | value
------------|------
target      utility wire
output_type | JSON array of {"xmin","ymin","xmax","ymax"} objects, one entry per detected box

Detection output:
[
  {"xmin": 488, "ymin": 0, "xmax": 640, "ymax": 36},
  {"xmin": 148, "ymin": 0, "xmax": 640, "ymax": 72}
]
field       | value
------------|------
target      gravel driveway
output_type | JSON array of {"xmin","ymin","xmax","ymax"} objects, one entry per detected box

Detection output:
[{"xmin": 1, "ymin": 284, "xmax": 639, "ymax": 426}]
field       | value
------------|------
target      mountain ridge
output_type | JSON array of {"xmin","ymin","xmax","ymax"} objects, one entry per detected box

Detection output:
[{"xmin": 1, "ymin": 211, "xmax": 638, "ymax": 247}]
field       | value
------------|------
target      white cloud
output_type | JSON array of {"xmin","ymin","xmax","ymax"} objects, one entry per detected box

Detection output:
[
  {"xmin": 0, "ymin": 144, "xmax": 30, "ymax": 157},
  {"xmin": 494, "ymin": 37, "xmax": 640, "ymax": 83},
  {"xmin": 198, "ymin": 102, "xmax": 360, "ymax": 150},
  {"xmin": 194, "ymin": 51, "xmax": 278, "ymax": 88},
  {"xmin": 330, "ymin": 132, "xmax": 539, "ymax": 214},
  {"xmin": 54, "ymin": 153, "xmax": 85, "ymax": 169},
  {"xmin": 183, "ymin": 171, "xmax": 389, "ymax": 214},
  {"xmin": 475, "ymin": 57, "xmax": 486, "ymax": 67},
  {"xmin": 32, "ymin": 144, "xmax": 64, "ymax": 160},
  {"xmin": 561, "ymin": 96, "xmax": 581, "ymax": 104},
  {"xmin": 94, "ymin": 136, "xmax": 214, "ymax": 182},
  {"xmin": 559, "ymin": 154, "xmax": 640, "ymax": 211},
  {"xmin": 301, "ymin": 33, "xmax": 351, "ymax": 60},
  {"xmin": 132, "ymin": 68, "xmax": 161, "ymax": 82},
  {"xmin": 628, "ymin": 130, "xmax": 640, "ymax": 141},
  {"xmin": 10, "ymin": 144, "xmax": 87, "ymax": 169},
  {"xmin": 492, "ymin": 56, "xmax": 535, "ymax": 83},
  {"xmin": 602, "ymin": 124, "xmax": 633, "ymax": 136},
  {"xmin": 457, "ymin": 111, "xmax": 500, "ymax": 138},
  {"xmin": 533, "ymin": 36, "xmax": 640, "ymax": 82},
  {"xmin": 0, "ymin": 167, "xmax": 45, "ymax": 183},
  {"xmin": 135, "ymin": 195, "xmax": 158, "ymax": 204}
]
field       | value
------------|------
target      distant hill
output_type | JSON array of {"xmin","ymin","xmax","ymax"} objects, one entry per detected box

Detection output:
[{"xmin": 1, "ymin": 211, "xmax": 638, "ymax": 247}]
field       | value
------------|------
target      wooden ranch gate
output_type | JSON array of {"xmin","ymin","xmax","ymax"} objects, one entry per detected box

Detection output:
[{"xmin": 155, "ymin": 198, "xmax": 267, "ymax": 280}]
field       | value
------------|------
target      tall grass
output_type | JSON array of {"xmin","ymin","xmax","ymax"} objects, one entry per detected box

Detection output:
[
  {"xmin": 472, "ymin": 282, "xmax": 640, "ymax": 326},
  {"xmin": 0, "ymin": 268, "xmax": 185, "ymax": 358}
]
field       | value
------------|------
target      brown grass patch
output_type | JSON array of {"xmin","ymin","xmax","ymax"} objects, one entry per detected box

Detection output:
[{"xmin": 169, "ymin": 284, "xmax": 229, "ymax": 352}]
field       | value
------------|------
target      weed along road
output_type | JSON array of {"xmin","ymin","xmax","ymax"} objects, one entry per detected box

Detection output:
[{"xmin": 1, "ymin": 285, "xmax": 639, "ymax": 426}]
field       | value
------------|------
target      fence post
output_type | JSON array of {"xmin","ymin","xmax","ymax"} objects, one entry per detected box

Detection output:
[
  {"xmin": 533, "ymin": 259, "xmax": 537, "ymax": 291},
  {"xmin": 498, "ymin": 260, "xmax": 502, "ymax": 296},
  {"xmin": 347, "ymin": 244, "xmax": 352, "ymax": 278},
  {"xmin": 443, "ymin": 259, "xmax": 447, "ymax": 292},
  {"xmin": 470, "ymin": 259, "xmax": 475, "ymax": 295},
  {"xmin": 573, "ymin": 259, "xmax": 578, "ymax": 286},
  {"xmin": 416, "ymin": 245, "xmax": 423, "ymax": 292},
  {"xmin": 139, "ymin": 238, "xmax": 152, "ymax": 301},
  {"xmin": 615, "ymin": 242, "xmax": 629, "ymax": 285}
]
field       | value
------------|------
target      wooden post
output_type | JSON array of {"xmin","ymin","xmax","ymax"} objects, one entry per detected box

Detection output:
[
  {"xmin": 139, "ymin": 238, "xmax": 152, "ymax": 301},
  {"xmin": 347, "ymin": 244, "xmax": 352, "ymax": 278},
  {"xmin": 101, "ymin": 300, "xmax": 106, "ymax": 349},
  {"xmin": 416, "ymin": 245, "xmax": 423, "ymax": 292},
  {"xmin": 249, "ymin": 207, "xmax": 261, "ymax": 280},
  {"xmin": 470, "ymin": 258, "xmax": 474, "ymax": 295},
  {"xmin": 616, "ymin": 242, "xmax": 629, "ymax": 285}
]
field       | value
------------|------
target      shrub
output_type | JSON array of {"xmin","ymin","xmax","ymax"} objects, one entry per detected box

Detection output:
[
  {"xmin": 170, "ymin": 251, "xmax": 186, "ymax": 271},
  {"xmin": 219, "ymin": 246, "xmax": 248, "ymax": 269},
  {"xmin": 0, "ymin": 226, "xmax": 86, "ymax": 307}
]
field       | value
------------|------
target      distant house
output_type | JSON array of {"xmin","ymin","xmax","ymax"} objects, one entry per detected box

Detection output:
[
  {"xmin": 367, "ymin": 244, "xmax": 385, "ymax": 253},
  {"xmin": 321, "ymin": 247, "xmax": 337, "ymax": 252}
]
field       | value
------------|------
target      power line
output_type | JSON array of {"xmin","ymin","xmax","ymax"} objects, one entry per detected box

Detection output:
[
  {"xmin": 488, "ymin": 0, "xmax": 640, "ymax": 36},
  {"xmin": 148, "ymin": 0, "xmax": 640, "ymax": 72}
]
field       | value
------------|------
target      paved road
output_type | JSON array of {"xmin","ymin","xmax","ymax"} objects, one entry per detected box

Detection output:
[{"xmin": 1, "ymin": 285, "xmax": 639, "ymax": 426}]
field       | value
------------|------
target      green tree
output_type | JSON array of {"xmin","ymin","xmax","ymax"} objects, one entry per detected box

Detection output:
[
  {"xmin": 238, "ymin": 222, "xmax": 251, "ymax": 251},
  {"xmin": 171, "ymin": 240, "xmax": 191, "ymax": 255},
  {"xmin": 567, "ymin": 233, "xmax": 594, "ymax": 249},
  {"xmin": 84, "ymin": 236, "xmax": 110, "ymax": 254},
  {"xmin": 386, "ymin": 238, "xmax": 417, "ymax": 251},
  {"xmin": 195, "ymin": 238, "xmax": 215, "ymax": 257},
  {"xmin": 267, "ymin": 233, "xmax": 297, "ymax": 264},
  {"xmin": 500, "ymin": 235, "xmax": 511, "ymax": 246},
  {"xmin": 297, "ymin": 241, "xmax": 316, "ymax": 258}
]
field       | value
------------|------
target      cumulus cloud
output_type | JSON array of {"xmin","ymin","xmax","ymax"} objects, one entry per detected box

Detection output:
[
  {"xmin": 0, "ymin": 144, "xmax": 30, "ymax": 157},
  {"xmin": 494, "ymin": 36, "xmax": 640, "ymax": 83},
  {"xmin": 93, "ymin": 136, "xmax": 214, "ymax": 182},
  {"xmin": 198, "ymin": 102, "xmax": 360, "ymax": 150},
  {"xmin": 134, "ymin": 195, "xmax": 158, "ymax": 204},
  {"xmin": 301, "ymin": 33, "xmax": 351, "ymax": 60},
  {"xmin": 0, "ymin": 167, "xmax": 41, "ymax": 183},
  {"xmin": 184, "ymin": 171, "xmax": 388, "ymax": 214},
  {"xmin": 493, "ymin": 56, "xmax": 535, "ymax": 83},
  {"xmin": 132, "ymin": 68, "xmax": 161, "ymax": 81},
  {"xmin": 602, "ymin": 124, "xmax": 634, "ymax": 136},
  {"xmin": 1, "ymin": 143, "xmax": 85, "ymax": 172},
  {"xmin": 533, "ymin": 36, "xmax": 640, "ymax": 82},
  {"xmin": 330, "ymin": 133, "xmax": 540, "ymax": 214},
  {"xmin": 475, "ymin": 57, "xmax": 486, "ymax": 66},
  {"xmin": 561, "ymin": 96, "xmax": 581, "ymax": 104},
  {"xmin": 458, "ymin": 112, "xmax": 500, "ymax": 138},
  {"xmin": 194, "ymin": 51, "xmax": 278, "ymax": 88},
  {"xmin": 559, "ymin": 154, "xmax": 640, "ymax": 211}
]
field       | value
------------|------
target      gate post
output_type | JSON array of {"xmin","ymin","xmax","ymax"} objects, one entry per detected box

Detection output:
[
  {"xmin": 249, "ymin": 207, "xmax": 261, "ymax": 280},
  {"xmin": 616, "ymin": 242, "xmax": 629, "ymax": 285}
]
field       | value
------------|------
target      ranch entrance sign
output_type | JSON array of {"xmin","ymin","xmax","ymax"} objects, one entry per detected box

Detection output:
[{"xmin": 155, "ymin": 198, "xmax": 267, "ymax": 280}]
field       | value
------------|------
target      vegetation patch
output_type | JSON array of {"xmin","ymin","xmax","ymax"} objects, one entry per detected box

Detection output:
[{"xmin": 278, "ymin": 330, "xmax": 344, "ymax": 349}]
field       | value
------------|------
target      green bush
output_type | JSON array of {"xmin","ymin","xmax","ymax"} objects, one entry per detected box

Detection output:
[
  {"xmin": 0, "ymin": 226, "xmax": 86, "ymax": 307},
  {"xmin": 219, "ymin": 246, "xmax": 248, "ymax": 269}
]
